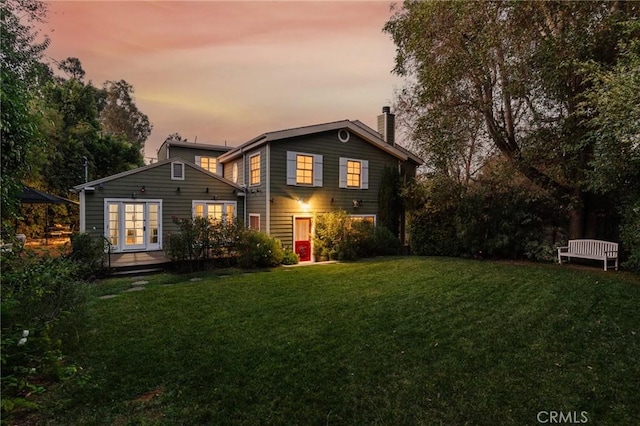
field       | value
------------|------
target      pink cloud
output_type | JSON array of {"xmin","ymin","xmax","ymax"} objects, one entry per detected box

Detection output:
[{"xmin": 40, "ymin": 1, "xmax": 401, "ymax": 158}]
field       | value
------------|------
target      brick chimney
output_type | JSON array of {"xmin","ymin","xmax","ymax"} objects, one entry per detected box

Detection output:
[{"xmin": 377, "ymin": 106, "xmax": 395, "ymax": 145}]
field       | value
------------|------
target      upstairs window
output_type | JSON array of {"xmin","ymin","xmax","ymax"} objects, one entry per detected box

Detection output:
[
  {"xmin": 297, "ymin": 155, "xmax": 313, "ymax": 184},
  {"xmin": 347, "ymin": 160, "xmax": 361, "ymax": 188},
  {"xmin": 171, "ymin": 162, "xmax": 185, "ymax": 180},
  {"xmin": 195, "ymin": 156, "xmax": 217, "ymax": 174},
  {"xmin": 249, "ymin": 153, "xmax": 261, "ymax": 186},
  {"xmin": 339, "ymin": 158, "xmax": 368, "ymax": 189},
  {"xmin": 287, "ymin": 151, "xmax": 322, "ymax": 187}
]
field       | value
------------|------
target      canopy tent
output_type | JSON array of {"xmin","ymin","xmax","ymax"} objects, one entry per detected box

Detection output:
[
  {"xmin": 18, "ymin": 185, "xmax": 78, "ymax": 244},
  {"xmin": 18, "ymin": 185, "xmax": 79, "ymax": 205}
]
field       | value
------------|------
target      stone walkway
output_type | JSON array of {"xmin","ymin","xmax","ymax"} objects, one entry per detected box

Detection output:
[{"xmin": 98, "ymin": 278, "xmax": 202, "ymax": 300}]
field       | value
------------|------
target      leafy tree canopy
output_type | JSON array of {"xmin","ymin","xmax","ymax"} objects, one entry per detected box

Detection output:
[
  {"xmin": 385, "ymin": 0, "xmax": 639, "ymax": 238},
  {"xmin": 99, "ymin": 79, "xmax": 152, "ymax": 151},
  {"xmin": 1, "ymin": 0, "xmax": 49, "ymax": 224}
]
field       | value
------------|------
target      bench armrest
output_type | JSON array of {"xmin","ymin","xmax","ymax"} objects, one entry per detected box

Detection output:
[{"xmin": 557, "ymin": 246, "xmax": 569, "ymax": 253}]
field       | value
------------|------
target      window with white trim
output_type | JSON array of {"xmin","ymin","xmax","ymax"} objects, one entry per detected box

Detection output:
[
  {"xmin": 249, "ymin": 214, "xmax": 260, "ymax": 230},
  {"xmin": 339, "ymin": 158, "xmax": 368, "ymax": 189},
  {"xmin": 171, "ymin": 162, "xmax": 185, "ymax": 180},
  {"xmin": 195, "ymin": 156, "xmax": 217, "ymax": 174},
  {"xmin": 193, "ymin": 201, "xmax": 237, "ymax": 222},
  {"xmin": 287, "ymin": 151, "xmax": 323, "ymax": 186},
  {"xmin": 249, "ymin": 153, "xmax": 260, "ymax": 186}
]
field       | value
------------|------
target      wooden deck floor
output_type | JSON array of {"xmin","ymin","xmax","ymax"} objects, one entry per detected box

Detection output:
[{"xmin": 108, "ymin": 251, "xmax": 169, "ymax": 268}]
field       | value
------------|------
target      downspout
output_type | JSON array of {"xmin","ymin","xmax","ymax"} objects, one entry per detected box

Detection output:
[
  {"xmin": 79, "ymin": 189, "xmax": 86, "ymax": 232},
  {"xmin": 266, "ymin": 143, "xmax": 270, "ymax": 235},
  {"xmin": 243, "ymin": 153, "xmax": 247, "ymax": 226}
]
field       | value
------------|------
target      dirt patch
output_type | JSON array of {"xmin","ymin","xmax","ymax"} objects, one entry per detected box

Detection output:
[{"xmin": 134, "ymin": 386, "xmax": 164, "ymax": 403}]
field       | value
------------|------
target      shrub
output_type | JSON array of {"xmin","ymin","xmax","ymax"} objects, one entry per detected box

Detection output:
[
  {"xmin": 1, "ymin": 249, "xmax": 88, "ymax": 420},
  {"xmin": 281, "ymin": 247, "xmax": 300, "ymax": 265},
  {"xmin": 619, "ymin": 198, "xmax": 640, "ymax": 272},
  {"xmin": 374, "ymin": 226, "xmax": 402, "ymax": 256},
  {"xmin": 314, "ymin": 211, "xmax": 401, "ymax": 260},
  {"xmin": 165, "ymin": 217, "xmax": 245, "ymax": 271},
  {"xmin": 314, "ymin": 211, "xmax": 357, "ymax": 260},
  {"xmin": 68, "ymin": 232, "xmax": 110, "ymax": 278},
  {"xmin": 407, "ymin": 161, "xmax": 567, "ymax": 260},
  {"xmin": 238, "ymin": 231, "xmax": 284, "ymax": 268},
  {"xmin": 165, "ymin": 216, "xmax": 210, "ymax": 263}
]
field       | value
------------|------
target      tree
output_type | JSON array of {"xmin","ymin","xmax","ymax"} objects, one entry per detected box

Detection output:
[
  {"xmin": 384, "ymin": 0, "xmax": 639, "ymax": 238},
  {"xmin": 378, "ymin": 166, "xmax": 403, "ymax": 235},
  {"xmin": 580, "ymin": 20, "xmax": 640, "ymax": 270},
  {"xmin": 57, "ymin": 56, "xmax": 85, "ymax": 81},
  {"xmin": 164, "ymin": 132, "xmax": 186, "ymax": 143},
  {"xmin": 99, "ymin": 80, "xmax": 152, "ymax": 151},
  {"xmin": 40, "ymin": 73, "xmax": 99, "ymax": 192},
  {"xmin": 1, "ymin": 0, "xmax": 49, "ymax": 225},
  {"xmin": 580, "ymin": 20, "xmax": 640, "ymax": 195},
  {"xmin": 39, "ymin": 60, "xmax": 145, "ymax": 192}
]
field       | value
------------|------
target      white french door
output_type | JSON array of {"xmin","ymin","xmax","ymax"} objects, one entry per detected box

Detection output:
[
  {"xmin": 124, "ymin": 203, "xmax": 145, "ymax": 250},
  {"xmin": 105, "ymin": 200, "xmax": 162, "ymax": 252}
]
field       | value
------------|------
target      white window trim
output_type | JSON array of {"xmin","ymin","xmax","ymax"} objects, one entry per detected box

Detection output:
[
  {"xmin": 249, "ymin": 153, "xmax": 261, "ymax": 186},
  {"xmin": 171, "ymin": 161, "xmax": 185, "ymax": 180},
  {"xmin": 287, "ymin": 151, "xmax": 323, "ymax": 187},
  {"xmin": 103, "ymin": 198, "xmax": 163, "ymax": 253},
  {"xmin": 249, "ymin": 213, "xmax": 261, "ymax": 230},
  {"xmin": 339, "ymin": 157, "xmax": 369, "ymax": 189},
  {"xmin": 192, "ymin": 200, "xmax": 237, "ymax": 220}
]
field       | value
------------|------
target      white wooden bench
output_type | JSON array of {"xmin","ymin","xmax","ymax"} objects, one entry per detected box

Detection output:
[{"xmin": 557, "ymin": 239, "xmax": 619, "ymax": 271}]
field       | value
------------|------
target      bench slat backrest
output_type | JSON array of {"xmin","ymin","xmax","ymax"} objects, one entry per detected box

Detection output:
[{"xmin": 568, "ymin": 239, "xmax": 618, "ymax": 255}]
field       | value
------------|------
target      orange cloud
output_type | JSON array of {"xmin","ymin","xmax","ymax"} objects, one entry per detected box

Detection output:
[{"xmin": 40, "ymin": 1, "xmax": 401, "ymax": 158}]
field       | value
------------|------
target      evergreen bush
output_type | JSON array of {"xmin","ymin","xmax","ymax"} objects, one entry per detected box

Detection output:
[{"xmin": 238, "ymin": 231, "xmax": 284, "ymax": 268}]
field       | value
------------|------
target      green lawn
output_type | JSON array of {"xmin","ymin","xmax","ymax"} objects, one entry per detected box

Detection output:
[{"xmin": 46, "ymin": 257, "xmax": 639, "ymax": 425}]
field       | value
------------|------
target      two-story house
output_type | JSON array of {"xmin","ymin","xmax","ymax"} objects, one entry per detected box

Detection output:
[{"xmin": 72, "ymin": 107, "xmax": 422, "ymax": 265}]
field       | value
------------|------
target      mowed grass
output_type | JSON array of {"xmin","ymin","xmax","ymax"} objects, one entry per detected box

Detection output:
[{"xmin": 47, "ymin": 258, "xmax": 639, "ymax": 425}]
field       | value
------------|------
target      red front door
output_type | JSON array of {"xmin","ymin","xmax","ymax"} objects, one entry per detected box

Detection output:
[{"xmin": 294, "ymin": 217, "xmax": 312, "ymax": 262}]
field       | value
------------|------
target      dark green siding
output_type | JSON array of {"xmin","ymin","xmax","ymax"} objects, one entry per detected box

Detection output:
[
  {"xmin": 267, "ymin": 130, "xmax": 403, "ymax": 246},
  {"xmin": 82, "ymin": 162, "xmax": 243, "ymax": 246},
  {"xmin": 243, "ymin": 146, "xmax": 268, "ymax": 232},
  {"xmin": 167, "ymin": 146, "xmax": 228, "ymax": 164}
]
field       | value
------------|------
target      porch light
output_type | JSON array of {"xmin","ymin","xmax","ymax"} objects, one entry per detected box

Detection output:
[
  {"xmin": 352, "ymin": 199, "xmax": 362, "ymax": 208},
  {"xmin": 297, "ymin": 198, "xmax": 310, "ymax": 211},
  {"xmin": 141, "ymin": 186, "xmax": 146, "ymax": 193}
]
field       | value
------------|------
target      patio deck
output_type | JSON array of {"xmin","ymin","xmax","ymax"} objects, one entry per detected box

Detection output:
[{"xmin": 108, "ymin": 250, "xmax": 169, "ymax": 268}]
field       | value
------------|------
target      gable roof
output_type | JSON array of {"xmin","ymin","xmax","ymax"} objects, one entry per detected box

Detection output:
[
  {"xmin": 72, "ymin": 157, "xmax": 243, "ymax": 192},
  {"xmin": 217, "ymin": 120, "xmax": 423, "ymax": 165}
]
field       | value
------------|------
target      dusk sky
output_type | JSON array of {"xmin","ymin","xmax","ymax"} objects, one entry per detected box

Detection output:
[{"xmin": 39, "ymin": 1, "xmax": 404, "ymax": 161}]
